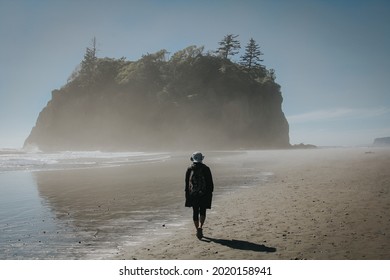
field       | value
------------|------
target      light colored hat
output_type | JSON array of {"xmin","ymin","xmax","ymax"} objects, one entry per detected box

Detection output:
[{"xmin": 191, "ymin": 151, "xmax": 204, "ymax": 163}]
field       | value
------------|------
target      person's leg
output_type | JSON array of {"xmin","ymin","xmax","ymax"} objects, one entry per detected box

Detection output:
[
  {"xmin": 192, "ymin": 205, "xmax": 200, "ymax": 230},
  {"xmin": 193, "ymin": 219, "xmax": 199, "ymax": 230},
  {"xmin": 199, "ymin": 215, "xmax": 205, "ymax": 228},
  {"xmin": 194, "ymin": 207, "xmax": 206, "ymax": 239},
  {"xmin": 199, "ymin": 207, "xmax": 206, "ymax": 228}
]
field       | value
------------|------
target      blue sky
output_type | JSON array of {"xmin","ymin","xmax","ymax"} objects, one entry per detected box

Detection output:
[{"xmin": 1, "ymin": 0, "xmax": 389, "ymax": 148}]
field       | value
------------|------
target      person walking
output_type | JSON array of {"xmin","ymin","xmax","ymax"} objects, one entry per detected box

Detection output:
[{"xmin": 185, "ymin": 151, "xmax": 214, "ymax": 239}]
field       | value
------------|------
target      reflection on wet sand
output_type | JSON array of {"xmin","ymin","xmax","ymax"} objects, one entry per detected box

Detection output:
[{"xmin": 33, "ymin": 155, "xmax": 188, "ymax": 258}]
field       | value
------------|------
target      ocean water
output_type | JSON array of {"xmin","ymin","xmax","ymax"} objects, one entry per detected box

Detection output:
[
  {"xmin": 0, "ymin": 149, "xmax": 272, "ymax": 259},
  {"xmin": 0, "ymin": 149, "xmax": 170, "ymax": 173}
]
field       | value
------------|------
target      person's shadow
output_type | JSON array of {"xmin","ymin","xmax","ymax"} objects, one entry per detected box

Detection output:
[{"xmin": 202, "ymin": 236, "xmax": 276, "ymax": 253}]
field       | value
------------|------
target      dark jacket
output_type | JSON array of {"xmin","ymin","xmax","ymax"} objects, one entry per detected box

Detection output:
[{"xmin": 185, "ymin": 162, "xmax": 214, "ymax": 209}]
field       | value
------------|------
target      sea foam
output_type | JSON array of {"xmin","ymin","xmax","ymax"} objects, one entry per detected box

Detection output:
[{"xmin": 0, "ymin": 149, "xmax": 170, "ymax": 172}]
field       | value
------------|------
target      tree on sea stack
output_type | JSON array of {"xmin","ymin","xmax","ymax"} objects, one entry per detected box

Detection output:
[
  {"xmin": 240, "ymin": 38, "xmax": 263, "ymax": 69},
  {"xmin": 217, "ymin": 34, "xmax": 241, "ymax": 60},
  {"xmin": 80, "ymin": 37, "xmax": 98, "ymax": 86}
]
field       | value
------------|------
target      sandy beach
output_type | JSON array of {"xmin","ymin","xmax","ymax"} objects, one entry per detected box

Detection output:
[
  {"xmin": 115, "ymin": 147, "xmax": 390, "ymax": 260},
  {"xmin": 2, "ymin": 147, "xmax": 389, "ymax": 260}
]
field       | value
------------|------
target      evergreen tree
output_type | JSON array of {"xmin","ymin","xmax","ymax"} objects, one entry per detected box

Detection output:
[
  {"xmin": 217, "ymin": 34, "xmax": 241, "ymax": 59},
  {"xmin": 80, "ymin": 37, "xmax": 98, "ymax": 85},
  {"xmin": 240, "ymin": 38, "xmax": 263, "ymax": 69}
]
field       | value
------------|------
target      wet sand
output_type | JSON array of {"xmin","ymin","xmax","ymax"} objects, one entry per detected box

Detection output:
[{"xmin": 116, "ymin": 147, "xmax": 390, "ymax": 260}]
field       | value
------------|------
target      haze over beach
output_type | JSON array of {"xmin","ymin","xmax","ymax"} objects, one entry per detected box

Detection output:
[{"xmin": 0, "ymin": 0, "xmax": 390, "ymax": 263}]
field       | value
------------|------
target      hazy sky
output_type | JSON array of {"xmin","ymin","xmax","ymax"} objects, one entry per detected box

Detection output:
[{"xmin": 1, "ymin": 0, "xmax": 389, "ymax": 148}]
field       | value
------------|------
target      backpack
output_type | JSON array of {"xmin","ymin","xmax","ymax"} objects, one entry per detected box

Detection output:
[{"xmin": 188, "ymin": 165, "xmax": 207, "ymax": 198}]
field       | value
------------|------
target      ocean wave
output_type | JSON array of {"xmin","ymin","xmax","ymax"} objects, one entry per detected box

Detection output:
[{"xmin": 0, "ymin": 150, "xmax": 170, "ymax": 172}]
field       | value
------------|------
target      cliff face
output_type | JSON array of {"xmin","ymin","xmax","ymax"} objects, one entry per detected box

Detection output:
[{"xmin": 25, "ymin": 49, "xmax": 290, "ymax": 151}]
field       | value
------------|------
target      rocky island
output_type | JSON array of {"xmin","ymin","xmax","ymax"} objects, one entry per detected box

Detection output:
[
  {"xmin": 373, "ymin": 137, "xmax": 390, "ymax": 147},
  {"xmin": 25, "ymin": 36, "xmax": 290, "ymax": 151}
]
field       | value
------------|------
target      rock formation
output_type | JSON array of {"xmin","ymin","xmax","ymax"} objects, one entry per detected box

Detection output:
[
  {"xmin": 25, "ymin": 46, "xmax": 290, "ymax": 151},
  {"xmin": 373, "ymin": 137, "xmax": 390, "ymax": 147}
]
